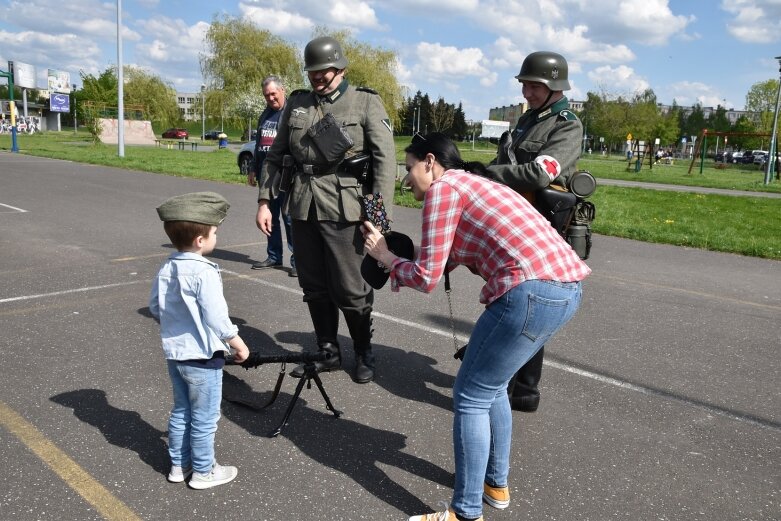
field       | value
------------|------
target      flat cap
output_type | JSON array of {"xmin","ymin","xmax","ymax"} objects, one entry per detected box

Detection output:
[{"xmin": 156, "ymin": 192, "xmax": 230, "ymax": 225}]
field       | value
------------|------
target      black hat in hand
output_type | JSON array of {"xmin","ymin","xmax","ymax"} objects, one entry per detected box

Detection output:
[{"xmin": 361, "ymin": 231, "xmax": 415, "ymax": 290}]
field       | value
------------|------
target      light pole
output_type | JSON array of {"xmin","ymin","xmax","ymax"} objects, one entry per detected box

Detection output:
[
  {"xmin": 117, "ymin": 0, "xmax": 125, "ymax": 157},
  {"xmin": 200, "ymin": 84, "xmax": 206, "ymax": 141},
  {"xmin": 72, "ymin": 83, "xmax": 77, "ymax": 133},
  {"xmin": 765, "ymin": 56, "xmax": 781, "ymax": 185}
]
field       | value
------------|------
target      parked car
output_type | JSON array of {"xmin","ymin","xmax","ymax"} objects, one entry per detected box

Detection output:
[
  {"xmin": 237, "ymin": 141, "xmax": 255, "ymax": 176},
  {"xmin": 730, "ymin": 151, "xmax": 743, "ymax": 163},
  {"xmin": 161, "ymin": 128, "xmax": 188, "ymax": 140},
  {"xmin": 203, "ymin": 129, "xmax": 221, "ymax": 140},
  {"xmin": 752, "ymin": 151, "xmax": 768, "ymax": 165}
]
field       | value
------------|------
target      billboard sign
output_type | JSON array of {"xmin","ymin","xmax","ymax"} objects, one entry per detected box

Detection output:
[
  {"xmin": 12, "ymin": 61, "xmax": 37, "ymax": 89},
  {"xmin": 47, "ymin": 69, "xmax": 71, "ymax": 93},
  {"xmin": 480, "ymin": 120, "xmax": 510, "ymax": 139},
  {"xmin": 50, "ymin": 93, "xmax": 70, "ymax": 113}
]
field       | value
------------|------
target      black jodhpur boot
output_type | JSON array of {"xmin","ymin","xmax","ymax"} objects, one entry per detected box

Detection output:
[
  {"xmin": 290, "ymin": 301, "xmax": 342, "ymax": 378},
  {"xmin": 344, "ymin": 311, "xmax": 375, "ymax": 383},
  {"xmin": 507, "ymin": 346, "xmax": 544, "ymax": 412}
]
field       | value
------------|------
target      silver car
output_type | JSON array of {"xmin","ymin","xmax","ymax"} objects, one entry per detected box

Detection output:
[{"xmin": 237, "ymin": 141, "xmax": 254, "ymax": 176}]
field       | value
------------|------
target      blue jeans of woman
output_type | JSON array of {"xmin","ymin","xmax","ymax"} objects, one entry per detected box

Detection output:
[
  {"xmin": 451, "ymin": 279, "xmax": 582, "ymax": 518},
  {"xmin": 166, "ymin": 361, "xmax": 223, "ymax": 473}
]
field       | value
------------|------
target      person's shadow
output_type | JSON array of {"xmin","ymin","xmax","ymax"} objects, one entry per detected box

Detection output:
[
  {"xmin": 221, "ymin": 371, "xmax": 454, "ymax": 515},
  {"xmin": 50, "ymin": 389, "xmax": 169, "ymax": 475},
  {"xmin": 272, "ymin": 329, "xmax": 456, "ymax": 411}
]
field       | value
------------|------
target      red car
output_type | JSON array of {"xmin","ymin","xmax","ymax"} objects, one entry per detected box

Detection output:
[{"xmin": 161, "ymin": 128, "xmax": 189, "ymax": 139}]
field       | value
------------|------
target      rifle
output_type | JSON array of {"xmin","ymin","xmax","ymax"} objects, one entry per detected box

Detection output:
[{"xmin": 226, "ymin": 350, "xmax": 341, "ymax": 437}]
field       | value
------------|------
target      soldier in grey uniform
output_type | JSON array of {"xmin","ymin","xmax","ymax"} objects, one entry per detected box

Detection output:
[
  {"xmin": 485, "ymin": 51, "xmax": 583, "ymax": 412},
  {"xmin": 256, "ymin": 36, "xmax": 396, "ymax": 384}
]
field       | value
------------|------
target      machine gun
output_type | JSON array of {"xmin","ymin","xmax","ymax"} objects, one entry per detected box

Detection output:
[{"xmin": 226, "ymin": 350, "xmax": 341, "ymax": 437}]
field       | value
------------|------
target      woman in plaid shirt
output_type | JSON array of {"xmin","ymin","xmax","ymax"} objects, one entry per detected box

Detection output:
[{"xmin": 363, "ymin": 133, "xmax": 590, "ymax": 521}]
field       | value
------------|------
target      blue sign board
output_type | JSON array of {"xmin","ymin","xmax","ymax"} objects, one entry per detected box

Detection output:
[{"xmin": 50, "ymin": 93, "xmax": 70, "ymax": 113}]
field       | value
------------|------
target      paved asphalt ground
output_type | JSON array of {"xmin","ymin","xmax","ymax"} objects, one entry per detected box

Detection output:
[{"xmin": 1, "ymin": 152, "xmax": 779, "ymax": 521}]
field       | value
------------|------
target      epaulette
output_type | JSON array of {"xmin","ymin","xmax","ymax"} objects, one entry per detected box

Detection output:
[
  {"xmin": 356, "ymin": 87, "xmax": 379, "ymax": 95},
  {"xmin": 290, "ymin": 88, "xmax": 311, "ymax": 96},
  {"xmin": 558, "ymin": 109, "xmax": 579, "ymax": 121}
]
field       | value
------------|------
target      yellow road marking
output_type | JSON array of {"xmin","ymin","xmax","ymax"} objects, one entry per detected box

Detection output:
[{"xmin": 0, "ymin": 401, "xmax": 142, "ymax": 521}]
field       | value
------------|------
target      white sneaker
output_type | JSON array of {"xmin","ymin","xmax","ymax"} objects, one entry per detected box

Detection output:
[
  {"xmin": 167, "ymin": 465, "xmax": 192, "ymax": 483},
  {"xmin": 188, "ymin": 462, "xmax": 238, "ymax": 490},
  {"xmin": 409, "ymin": 502, "xmax": 483, "ymax": 521}
]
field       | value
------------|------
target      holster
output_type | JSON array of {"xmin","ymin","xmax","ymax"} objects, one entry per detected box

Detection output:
[
  {"xmin": 535, "ymin": 187, "xmax": 578, "ymax": 237},
  {"xmin": 343, "ymin": 153, "xmax": 372, "ymax": 184},
  {"xmin": 271, "ymin": 155, "xmax": 295, "ymax": 198}
]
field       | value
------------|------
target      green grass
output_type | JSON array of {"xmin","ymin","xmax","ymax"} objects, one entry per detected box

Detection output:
[
  {"xmin": 590, "ymin": 186, "xmax": 781, "ymax": 259},
  {"xmin": 4, "ymin": 131, "xmax": 781, "ymax": 260}
]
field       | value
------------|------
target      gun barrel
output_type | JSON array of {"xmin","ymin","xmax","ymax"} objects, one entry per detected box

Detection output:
[{"xmin": 240, "ymin": 350, "xmax": 330, "ymax": 369}]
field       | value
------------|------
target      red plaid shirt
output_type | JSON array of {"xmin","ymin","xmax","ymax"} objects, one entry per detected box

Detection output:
[{"xmin": 390, "ymin": 170, "xmax": 591, "ymax": 305}]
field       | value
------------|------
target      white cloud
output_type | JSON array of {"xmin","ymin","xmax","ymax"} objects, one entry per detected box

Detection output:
[
  {"xmin": 414, "ymin": 42, "xmax": 490, "ymax": 78},
  {"xmin": 587, "ymin": 65, "xmax": 650, "ymax": 95},
  {"xmin": 0, "ymin": 0, "xmax": 140, "ymax": 41},
  {"xmin": 239, "ymin": 5, "xmax": 314, "ymax": 37},
  {"xmin": 329, "ymin": 1, "xmax": 381, "ymax": 29},
  {"xmin": 395, "ymin": 57, "xmax": 416, "ymax": 95},
  {"xmin": 667, "ymin": 81, "xmax": 727, "ymax": 108},
  {"xmin": 0, "ymin": 29, "xmax": 102, "ymax": 87},
  {"xmin": 722, "ymin": 0, "xmax": 781, "ymax": 43}
]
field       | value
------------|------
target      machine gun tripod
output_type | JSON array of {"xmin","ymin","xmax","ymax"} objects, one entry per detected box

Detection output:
[{"xmin": 227, "ymin": 350, "xmax": 342, "ymax": 437}]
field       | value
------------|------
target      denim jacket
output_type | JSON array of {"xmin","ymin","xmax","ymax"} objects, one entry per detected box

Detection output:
[{"xmin": 149, "ymin": 252, "xmax": 238, "ymax": 361}]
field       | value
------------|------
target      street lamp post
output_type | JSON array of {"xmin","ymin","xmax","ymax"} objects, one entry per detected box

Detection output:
[
  {"xmin": 200, "ymin": 84, "xmax": 206, "ymax": 141},
  {"xmin": 72, "ymin": 83, "xmax": 77, "ymax": 133},
  {"xmin": 765, "ymin": 56, "xmax": 781, "ymax": 185}
]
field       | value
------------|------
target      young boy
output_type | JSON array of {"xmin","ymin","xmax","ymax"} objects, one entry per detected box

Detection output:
[{"xmin": 149, "ymin": 191, "xmax": 250, "ymax": 490}]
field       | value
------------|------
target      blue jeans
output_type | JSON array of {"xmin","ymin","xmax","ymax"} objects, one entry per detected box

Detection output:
[
  {"xmin": 451, "ymin": 280, "xmax": 582, "ymax": 518},
  {"xmin": 166, "ymin": 361, "xmax": 223, "ymax": 473},
  {"xmin": 267, "ymin": 191, "xmax": 294, "ymax": 266}
]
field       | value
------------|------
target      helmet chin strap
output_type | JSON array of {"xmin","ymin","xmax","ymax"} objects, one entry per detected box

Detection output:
[
  {"xmin": 529, "ymin": 89, "xmax": 558, "ymax": 117},
  {"xmin": 316, "ymin": 69, "xmax": 343, "ymax": 96}
]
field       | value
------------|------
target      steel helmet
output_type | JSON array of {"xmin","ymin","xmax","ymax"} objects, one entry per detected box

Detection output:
[
  {"xmin": 303, "ymin": 36, "xmax": 348, "ymax": 71},
  {"xmin": 515, "ymin": 51, "xmax": 571, "ymax": 91}
]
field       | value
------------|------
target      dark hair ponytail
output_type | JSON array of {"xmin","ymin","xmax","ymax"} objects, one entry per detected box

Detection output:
[{"xmin": 406, "ymin": 132, "xmax": 489, "ymax": 176}]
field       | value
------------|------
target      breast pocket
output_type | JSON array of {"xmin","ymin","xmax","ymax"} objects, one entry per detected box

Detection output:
[
  {"xmin": 341, "ymin": 114, "xmax": 362, "ymax": 150},
  {"xmin": 516, "ymin": 139, "xmax": 544, "ymax": 163}
]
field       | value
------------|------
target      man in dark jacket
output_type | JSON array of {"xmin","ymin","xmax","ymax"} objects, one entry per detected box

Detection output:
[{"xmin": 248, "ymin": 76, "xmax": 296, "ymax": 276}]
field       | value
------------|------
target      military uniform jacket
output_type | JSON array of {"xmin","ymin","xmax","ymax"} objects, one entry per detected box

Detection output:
[
  {"xmin": 258, "ymin": 80, "xmax": 396, "ymax": 222},
  {"xmin": 487, "ymin": 96, "xmax": 582, "ymax": 193}
]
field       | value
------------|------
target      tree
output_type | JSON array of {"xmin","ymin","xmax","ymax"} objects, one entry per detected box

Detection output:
[
  {"xmin": 681, "ymin": 104, "xmax": 706, "ymax": 140},
  {"xmin": 429, "ymin": 96, "xmax": 454, "ymax": 133},
  {"xmin": 232, "ymin": 85, "xmax": 266, "ymax": 140},
  {"xmin": 451, "ymin": 103, "xmax": 468, "ymax": 140},
  {"xmin": 79, "ymin": 66, "xmax": 179, "ymax": 127},
  {"xmin": 201, "ymin": 15, "xmax": 303, "ymax": 135},
  {"xmin": 122, "ymin": 67, "xmax": 180, "ymax": 126},
  {"xmin": 745, "ymin": 79, "xmax": 779, "ymax": 135}
]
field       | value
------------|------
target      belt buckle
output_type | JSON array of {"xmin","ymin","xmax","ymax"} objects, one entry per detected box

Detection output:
[{"xmin": 302, "ymin": 164, "xmax": 314, "ymax": 175}]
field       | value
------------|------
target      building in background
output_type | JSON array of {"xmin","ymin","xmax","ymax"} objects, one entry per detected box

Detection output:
[{"xmin": 176, "ymin": 91, "xmax": 199, "ymax": 121}]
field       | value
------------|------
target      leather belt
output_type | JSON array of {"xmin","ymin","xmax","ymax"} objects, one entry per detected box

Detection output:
[{"xmin": 299, "ymin": 163, "xmax": 336, "ymax": 175}]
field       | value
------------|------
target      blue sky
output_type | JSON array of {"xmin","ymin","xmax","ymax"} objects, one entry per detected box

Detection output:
[{"xmin": 1, "ymin": 0, "xmax": 780, "ymax": 121}]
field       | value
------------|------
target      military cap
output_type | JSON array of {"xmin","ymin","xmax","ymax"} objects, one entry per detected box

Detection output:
[
  {"xmin": 361, "ymin": 231, "xmax": 415, "ymax": 290},
  {"xmin": 156, "ymin": 192, "xmax": 230, "ymax": 225}
]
